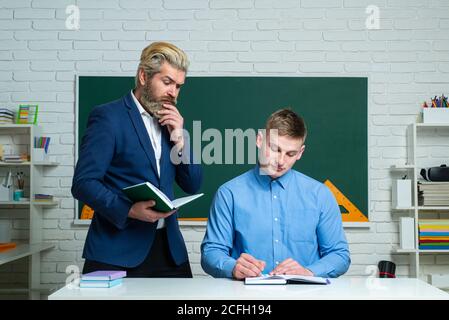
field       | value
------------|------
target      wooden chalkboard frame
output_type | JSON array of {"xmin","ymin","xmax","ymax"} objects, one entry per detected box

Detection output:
[{"xmin": 74, "ymin": 75, "xmax": 369, "ymax": 225}]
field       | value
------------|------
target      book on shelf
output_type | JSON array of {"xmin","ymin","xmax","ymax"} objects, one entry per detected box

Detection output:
[
  {"xmin": 418, "ymin": 196, "xmax": 449, "ymax": 206},
  {"xmin": 81, "ymin": 270, "xmax": 127, "ymax": 281},
  {"xmin": 419, "ymin": 245, "xmax": 449, "ymax": 250},
  {"xmin": 244, "ymin": 274, "xmax": 330, "ymax": 285},
  {"xmin": 0, "ymin": 242, "xmax": 16, "ymax": 253},
  {"xmin": 0, "ymin": 108, "xmax": 14, "ymax": 124},
  {"xmin": 2, "ymin": 155, "xmax": 25, "ymax": 163},
  {"xmin": 34, "ymin": 194, "xmax": 53, "ymax": 202},
  {"xmin": 122, "ymin": 181, "xmax": 204, "ymax": 212},
  {"xmin": 418, "ymin": 181, "xmax": 449, "ymax": 191},
  {"xmin": 0, "ymin": 117, "xmax": 14, "ymax": 124},
  {"xmin": 0, "ymin": 108, "xmax": 14, "ymax": 116},
  {"xmin": 419, "ymin": 219, "xmax": 449, "ymax": 225},
  {"xmin": 79, "ymin": 278, "xmax": 123, "ymax": 288},
  {"xmin": 419, "ymin": 201, "xmax": 449, "ymax": 206}
]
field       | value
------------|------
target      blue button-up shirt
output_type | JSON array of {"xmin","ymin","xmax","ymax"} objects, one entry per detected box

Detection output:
[{"xmin": 201, "ymin": 166, "xmax": 350, "ymax": 278}]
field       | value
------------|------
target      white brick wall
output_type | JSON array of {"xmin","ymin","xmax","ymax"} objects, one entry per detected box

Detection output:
[{"xmin": 1, "ymin": 0, "xmax": 449, "ymax": 288}]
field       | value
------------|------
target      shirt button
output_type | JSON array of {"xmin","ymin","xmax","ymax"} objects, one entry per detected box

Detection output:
[
  {"xmin": 276, "ymin": 261, "xmax": 279, "ymax": 265},
  {"xmin": 275, "ymin": 239, "xmax": 279, "ymax": 243},
  {"xmin": 273, "ymin": 195, "xmax": 277, "ymax": 199},
  {"xmin": 274, "ymin": 218, "xmax": 278, "ymax": 222}
]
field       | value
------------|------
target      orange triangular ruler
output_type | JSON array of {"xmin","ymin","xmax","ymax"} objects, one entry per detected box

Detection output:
[
  {"xmin": 324, "ymin": 179, "xmax": 368, "ymax": 222},
  {"xmin": 81, "ymin": 204, "xmax": 94, "ymax": 219}
]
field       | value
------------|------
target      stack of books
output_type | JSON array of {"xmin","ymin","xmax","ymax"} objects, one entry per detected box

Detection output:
[
  {"xmin": 0, "ymin": 108, "xmax": 14, "ymax": 124},
  {"xmin": 418, "ymin": 181, "xmax": 449, "ymax": 206},
  {"xmin": 34, "ymin": 194, "xmax": 53, "ymax": 203},
  {"xmin": 418, "ymin": 219, "xmax": 449, "ymax": 250},
  {"xmin": 2, "ymin": 155, "xmax": 24, "ymax": 163},
  {"xmin": 79, "ymin": 270, "xmax": 126, "ymax": 288}
]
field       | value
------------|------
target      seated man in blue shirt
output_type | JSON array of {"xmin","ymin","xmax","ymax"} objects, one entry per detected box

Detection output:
[{"xmin": 201, "ymin": 108, "xmax": 350, "ymax": 279}]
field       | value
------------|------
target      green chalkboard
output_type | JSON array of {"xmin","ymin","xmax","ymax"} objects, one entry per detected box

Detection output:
[{"xmin": 77, "ymin": 76, "xmax": 368, "ymax": 221}]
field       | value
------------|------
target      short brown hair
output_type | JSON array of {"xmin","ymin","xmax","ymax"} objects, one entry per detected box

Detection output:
[
  {"xmin": 135, "ymin": 41, "xmax": 189, "ymax": 86},
  {"xmin": 266, "ymin": 108, "xmax": 307, "ymax": 141}
]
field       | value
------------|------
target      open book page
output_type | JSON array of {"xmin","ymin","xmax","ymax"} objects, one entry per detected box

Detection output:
[
  {"xmin": 281, "ymin": 275, "xmax": 330, "ymax": 284},
  {"xmin": 172, "ymin": 193, "xmax": 204, "ymax": 209},
  {"xmin": 144, "ymin": 182, "xmax": 173, "ymax": 208},
  {"xmin": 245, "ymin": 274, "xmax": 330, "ymax": 285},
  {"xmin": 123, "ymin": 181, "xmax": 203, "ymax": 212},
  {"xmin": 122, "ymin": 181, "xmax": 173, "ymax": 211},
  {"xmin": 245, "ymin": 275, "xmax": 286, "ymax": 285}
]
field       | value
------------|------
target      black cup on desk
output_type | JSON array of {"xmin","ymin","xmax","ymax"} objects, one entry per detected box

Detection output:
[{"xmin": 378, "ymin": 260, "xmax": 396, "ymax": 278}]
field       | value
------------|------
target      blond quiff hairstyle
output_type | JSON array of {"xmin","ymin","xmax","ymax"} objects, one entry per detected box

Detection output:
[{"xmin": 135, "ymin": 41, "xmax": 189, "ymax": 87}]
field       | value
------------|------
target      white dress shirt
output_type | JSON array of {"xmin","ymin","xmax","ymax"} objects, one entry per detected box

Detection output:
[{"xmin": 131, "ymin": 91, "xmax": 165, "ymax": 229}]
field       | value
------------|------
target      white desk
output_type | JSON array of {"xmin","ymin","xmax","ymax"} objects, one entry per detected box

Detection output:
[{"xmin": 49, "ymin": 277, "xmax": 449, "ymax": 300}]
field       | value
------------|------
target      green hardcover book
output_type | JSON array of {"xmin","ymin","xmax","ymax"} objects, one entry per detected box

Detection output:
[{"xmin": 122, "ymin": 181, "xmax": 203, "ymax": 212}]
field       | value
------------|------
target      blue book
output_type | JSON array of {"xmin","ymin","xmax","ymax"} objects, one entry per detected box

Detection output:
[
  {"xmin": 419, "ymin": 246, "xmax": 449, "ymax": 250},
  {"xmin": 79, "ymin": 278, "xmax": 123, "ymax": 288},
  {"xmin": 81, "ymin": 270, "xmax": 126, "ymax": 281},
  {"xmin": 420, "ymin": 232, "xmax": 449, "ymax": 236}
]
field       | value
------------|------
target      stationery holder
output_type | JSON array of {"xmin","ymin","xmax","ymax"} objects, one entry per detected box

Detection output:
[
  {"xmin": 392, "ymin": 179, "xmax": 412, "ymax": 208},
  {"xmin": 0, "ymin": 184, "xmax": 12, "ymax": 201},
  {"xmin": 0, "ymin": 170, "xmax": 13, "ymax": 201},
  {"xmin": 423, "ymin": 108, "xmax": 449, "ymax": 124},
  {"xmin": 32, "ymin": 148, "xmax": 48, "ymax": 162}
]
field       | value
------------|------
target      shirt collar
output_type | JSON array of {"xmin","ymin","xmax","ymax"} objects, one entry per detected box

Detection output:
[
  {"xmin": 253, "ymin": 163, "xmax": 292, "ymax": 190},
  {"xmin": 131, "ymin": 90, "xmax": 153, "ymax": 118}
]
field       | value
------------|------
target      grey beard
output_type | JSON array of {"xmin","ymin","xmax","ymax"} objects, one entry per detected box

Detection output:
[
  {"xmin": 144, "ymin": 101, "xmax": 163, "ymax": 119},
  {"xmin": 140, "ymin": 90, "xmax": 176, "ymax": 119},
  {"xmin": 140, "ymin": 88, "xmax": 162, "ymax": 118}
]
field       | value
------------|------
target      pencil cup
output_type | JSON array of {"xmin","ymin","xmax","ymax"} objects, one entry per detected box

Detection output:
[
  {"xmin": 32, "ymin": 148, "xmax": 48, "ymax": 162},
  {"xmin": 423, "ymin": 108, "xmax": 449, "ymax": 124},
  {"xmin": 13, "ymin": 189, "xmax": 24, "ymax": 201},
  {"xmin": 378, "ymin": 260, "xmax": 396, "ymax": 278}
]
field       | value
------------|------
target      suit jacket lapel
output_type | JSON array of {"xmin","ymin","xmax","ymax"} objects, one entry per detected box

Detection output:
[{"xmin": 124, "ymin": 93, "xmax": 159, "ymax": 178}]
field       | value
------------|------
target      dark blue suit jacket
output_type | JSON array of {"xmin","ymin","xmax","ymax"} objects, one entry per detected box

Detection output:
[{"xmin": 72, "ymin": 92, "xmax": 202, "ymax": 267}]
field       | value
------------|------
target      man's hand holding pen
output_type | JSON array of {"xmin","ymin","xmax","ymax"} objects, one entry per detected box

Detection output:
[{"xmin": 232, "ymin": 253, "xmax": 266, "ymax": 280}]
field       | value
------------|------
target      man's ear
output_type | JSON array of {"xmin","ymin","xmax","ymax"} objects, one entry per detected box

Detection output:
[
  {"xmin": 256, "ymin": 131, "xmax": 264, "ymax": 149},
  {"xmin": 138, "ymin": 68, "xmax": 147, "ymax": 87},
  {"xmin": 296, "ymin": 144, "xmax": 306, "ymax": 160}
]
